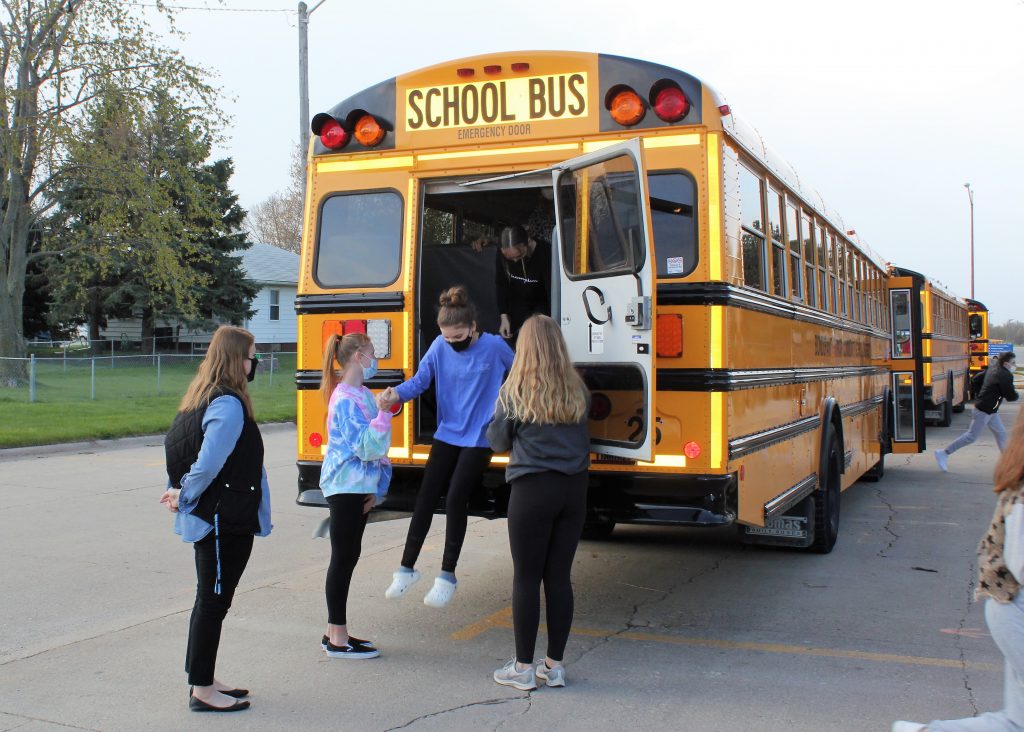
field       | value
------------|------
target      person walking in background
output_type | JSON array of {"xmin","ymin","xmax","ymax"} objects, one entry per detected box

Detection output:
[
  {"xmin": 380, "ymin": 286, "xmax": 514, "ymax": 608},
  {"xmin": 486, "ymin": 315, "xmax": 591, "ymax": 690},
  {"xmin": 894, "ymin": 410, "xmax": 1024, "ymax": 731},
  {"xmin": 318, "ymin": 332, "xmax": 393, "ymax": 660},
  {"xmin": 161, "ymin": 326, "xmax": 271, "ymax": 713},
  {"xmin": 495, "ymin": 224, "xmax": 551, "ymax": 343},
  {"xmin": 936, "ymin": 352, "xmax": 1019, "ymax": 472}
]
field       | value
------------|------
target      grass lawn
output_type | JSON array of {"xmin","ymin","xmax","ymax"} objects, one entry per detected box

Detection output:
[{"xmin": 0, "ymin": 354, "xmax": 297, "ymax": 449}]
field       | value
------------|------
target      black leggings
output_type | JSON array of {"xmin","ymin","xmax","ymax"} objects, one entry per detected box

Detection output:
[
  {"xmin": 401, "ymin": 440, "xmax": 492, "ymax": 574},
  {"xmin": 326, "ymin": 493, "xmax": 370, "ymax": 625},
  {"xmin": 507, "ymin": 470, "xmax": 587, "ymax": 664},
  {"xmin": 185, "ymin": 531, "xmax": 253, "ymax": 686}
]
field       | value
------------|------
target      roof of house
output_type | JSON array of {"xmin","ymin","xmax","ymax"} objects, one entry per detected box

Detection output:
[{"xmin": 237, "ymin": 242, "xmax": 299, "ymax": 285}]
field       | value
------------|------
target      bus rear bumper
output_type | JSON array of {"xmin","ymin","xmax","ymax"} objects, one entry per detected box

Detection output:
[{"xmin": 298, "ymin": 461, "xmax": 737, "ymax": 528}]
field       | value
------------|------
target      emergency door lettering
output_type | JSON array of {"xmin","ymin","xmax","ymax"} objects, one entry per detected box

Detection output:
[{"xmin": 405, "ymin": 73, "xmax": 588, "ymax": 131}]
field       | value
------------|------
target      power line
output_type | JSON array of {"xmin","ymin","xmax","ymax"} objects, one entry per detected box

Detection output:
[{"xmin": 132, "ymin": 3, "xmax": 293, "ymax": 13}]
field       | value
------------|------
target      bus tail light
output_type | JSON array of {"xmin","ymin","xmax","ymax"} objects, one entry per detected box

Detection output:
[
  {"xmin": 309, "ymin": 432, "xmax": 323, "ymax": 448},
  {"xmin": 656, "ymin": 314, "xmax": 683, "ymax": 357},
  {"xmin": 366, "ymin": 319, "xmax": 391, "ymax": 359},
  {"xmin": 342, "ymin": 320, "xmax": 367, "ymax": 335},
  {"xmin": 607, "ymin": 87, "xmax": 646, "ymax": 126},
  {"xmin": 318, "ymin": 118, "xmax": 349, "ymax": 150},
  {"xmin": 683, "ymin": 441, "xmax": 702, "ymax": 459},
  {"xmin": 353, "ymin": 114, "xmax": 386, "ymax": 147},
  {"xmin": 651, "ymin": 83, "xmax": 690, "ymax": 123}
]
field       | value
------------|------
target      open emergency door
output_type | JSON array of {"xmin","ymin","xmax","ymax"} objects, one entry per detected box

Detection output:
[
  {"xmin": 551, "ymin": 139, "xmax": 656, "ymax": 461},
  {"xmin": 886, "ymin": 270, "xmax": 926, "ymax": 453}
]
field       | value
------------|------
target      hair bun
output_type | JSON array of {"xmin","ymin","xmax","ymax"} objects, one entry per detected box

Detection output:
[{"xmin": 439, "ymin": 285, "xmax": 468, "ymax": 308}]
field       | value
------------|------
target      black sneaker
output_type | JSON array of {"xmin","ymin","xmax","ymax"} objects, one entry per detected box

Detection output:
[
  {"xmin": 321, "ymin": 635, "xmax": 376, "ymax": 651},
  {"xmin": 324, "ymin": 639, "xmax": 380, "ymax": 659}
]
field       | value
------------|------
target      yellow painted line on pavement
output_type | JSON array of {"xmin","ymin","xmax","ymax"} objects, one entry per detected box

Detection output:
[{"xmin": 452, "ymin": 607, "xmax": 999, "ymax": 671}]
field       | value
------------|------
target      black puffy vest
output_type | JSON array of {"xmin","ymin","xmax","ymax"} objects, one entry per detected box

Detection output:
[{"xmin": 164, "ymin": 388, "xmax": 264, "ymax": 535}]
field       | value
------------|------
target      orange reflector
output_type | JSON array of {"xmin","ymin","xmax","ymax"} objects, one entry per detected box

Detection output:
[
  {"xmin": 656, "ymin": 313, "xmax": 683, "ymax": 357},
  {"xmin": 309, "ymin": 432, "xmax": 323, "ymax": 448},
  {"xmin": 609, "ymin": 88, "xmax": 645, "ymax": 126},
  {"xmin": 353, "ymin": 114, "xmax": 385, "ymax": 147},
  {"xmin": 683, "ymin": 441, "xmax": 702, "ymax": 459}
]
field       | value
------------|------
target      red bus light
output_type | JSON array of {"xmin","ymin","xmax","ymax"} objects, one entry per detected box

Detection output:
[
  {"xmin": 320, "ymin": 118, "xmax": 349, "ymax": 149},
  {"xmin": 309, "ymin": 432, "xmax": 323, "ymax": 448},
  {"xmin": 608, "ymin": 88, "xmax": 646, "ymax": 126},
  {"xmin": 353, "ymin": 114, "xmax": 385, "ymax": 147},
  {"xmin": 653, "ymin": 86, "xmax": 690, "ymax": 122},
  {"xmin": 683, "ymin": 441, "xmax": 702, "ymax": 459},
  {"xmin": 457, "ymin": 67, "xmax": 475, "ymax": 78},
  {"xmin": 511, "ymin": 62, "xmax": 530, "ymax": 72},
  {"xmin": 484, "ymin": 64, "xmax": 502, "ymax": 74}
]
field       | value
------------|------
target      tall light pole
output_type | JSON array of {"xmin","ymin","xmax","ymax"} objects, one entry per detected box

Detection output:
[
  {"xmin": 298, "ymin": 0, "xmax": 329, "ymax": 156},
  {"xmin": 964, "ymin": 183, "xmax": 975, "ymax": 299}
]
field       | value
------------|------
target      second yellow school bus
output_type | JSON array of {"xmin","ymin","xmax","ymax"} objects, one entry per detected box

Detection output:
[{"xmin": 295, "ymin": 52, "xmax": 926, "ymax": 553}]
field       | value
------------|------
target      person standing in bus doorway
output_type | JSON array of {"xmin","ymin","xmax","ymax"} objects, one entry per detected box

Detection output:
[
  {"xmin": 318, "ymin": 332, "xmax": 393, "ymax": 659},
  {"xmin": 379, "ymin": 286, "xmax": 514, "ymax": 608},
  {"xmin": 935, "ymin": 352, "xmax": 1019, "ymax": 472},
  {"xmin": 160, "ymin": 326, "xmax": 271, "ymax": 713},
  {"xmin": 893, "ymin": 412, "xmax": 1024, "ymax": 732},
  {"xmin": 487, "ymin": 315, "xmax": 590, "ymax": 691},
  {"xmin": 496, "ymin": 225, "xmax": 551, "ymax": 345}
]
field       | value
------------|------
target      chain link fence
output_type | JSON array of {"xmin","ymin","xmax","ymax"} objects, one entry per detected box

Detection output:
[{"xmin": 0, "ymin": 352, "xmax": 296, "ymax": 403}]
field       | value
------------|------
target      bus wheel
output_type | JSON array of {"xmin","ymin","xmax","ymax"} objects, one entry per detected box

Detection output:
[
  {"xmin": 581, "ymin": 519, "xmax": 616, "ymax": 541},
  {"xmin": 811, "ymin": 428, "xmax": 842, "ymax": 554},
  {"xmin": 861, "ymin": 453, "xmax": 884, "ymax": 482}
]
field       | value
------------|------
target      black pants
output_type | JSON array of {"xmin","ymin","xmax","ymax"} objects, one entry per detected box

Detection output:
[
  {"xmin": 326, "ymin": 493, "xmax": 370, "ymax": 625},
  {"xmin": 401, "ymin": 440, "xmax": 492, "ymax": 573},
  {"xmin": 507, "ymin": 470, "xmax": 587, "ymax": 664},
  {"xmin": 185, "ymin": 531, "xmax": 253, "ymax": 686}
]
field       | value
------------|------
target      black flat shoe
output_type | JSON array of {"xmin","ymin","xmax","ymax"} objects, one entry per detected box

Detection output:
[
  {"xmin": 189, "ymin": 695, "xmax": 250, "ymax": 713},
  {"xmin": 220, "ymin": 688, "xmax": 249, "ymax": 698}
]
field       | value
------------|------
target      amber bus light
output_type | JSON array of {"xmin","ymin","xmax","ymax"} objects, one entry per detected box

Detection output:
[
  {"xmin": 609, "ymin": 88, "xmax": 646, "ymax": 126},
  {"xmin": 353, "ymin": 114, "xmax": 386, "ymax": 147}
]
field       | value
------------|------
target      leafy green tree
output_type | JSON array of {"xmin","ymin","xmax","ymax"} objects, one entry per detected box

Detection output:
[{"xmin": 1, "ymin": 0, "xmax": 216, "ymax": 382}]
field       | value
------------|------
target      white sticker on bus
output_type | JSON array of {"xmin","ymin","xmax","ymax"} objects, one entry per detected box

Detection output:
[
  {"xmin": 666, "ymin": 256, "xmax": 685, "ymax": 275},
  {"xmin": 589, "ymin": 324, "xmax": 604, "ymax": 355}
]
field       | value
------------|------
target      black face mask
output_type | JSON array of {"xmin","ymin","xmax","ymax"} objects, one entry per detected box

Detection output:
[
  {"xmin": 448, "ymin": 335, "xmax": 473, "ymax": 353},
  {"xmin": 246, "ymin": 357, "xmax": 259, "ymax": 382}
]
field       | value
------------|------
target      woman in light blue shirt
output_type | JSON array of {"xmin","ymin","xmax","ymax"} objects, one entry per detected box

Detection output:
[{"xmin": 161, "ymin": 326, "xmax": 271, "ymax": 713}]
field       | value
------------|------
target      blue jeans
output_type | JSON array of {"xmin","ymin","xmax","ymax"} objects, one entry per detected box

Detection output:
[
  {"xmin": 945, "ymin": 409, "xmax": 1008, "ymax": 455},
  {"xmin": 928, "ymin": 593, "xmax": 1024, "ymax": 731}
]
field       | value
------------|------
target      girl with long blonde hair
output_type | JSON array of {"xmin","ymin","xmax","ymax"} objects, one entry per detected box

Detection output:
[
  {"xmin": 316, "ymin": 331, "xmax": 392, "ymax": 660},
  {"xmin": 487, "ymin": 315, "xmax": 590, "ymax": 691},
  {"xmin": 160, "ymin": 325, "xmax": 271, "ymax": 713},
  {"xmin": 894, "ymin": 411, "xmax": 1024, "ymax": 731}
]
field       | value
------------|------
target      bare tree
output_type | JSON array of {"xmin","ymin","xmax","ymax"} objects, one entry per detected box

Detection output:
[{"xmin": 244, "ymin": 143, "xmax": 304, "ymax": 253}]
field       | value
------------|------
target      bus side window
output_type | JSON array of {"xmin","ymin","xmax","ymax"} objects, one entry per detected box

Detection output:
[
  {"xmin": 648, "ymin": 171, "xmax": 697, "ymax": 278},
  {"xmin": 738, "ymin": 164, "xmax": 766, "ymax": 291},
  {"xmin": 768, "ymin": 187, "xmax": 786, "ymax": 297}
]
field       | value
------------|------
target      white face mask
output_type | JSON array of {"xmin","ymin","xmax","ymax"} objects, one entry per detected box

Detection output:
[{"xmin": 1006, "ymin": 360, "xmax": 1017, "ymax": 372}]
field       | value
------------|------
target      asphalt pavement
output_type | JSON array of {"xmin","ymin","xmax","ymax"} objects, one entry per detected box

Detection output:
[{"xmin": 0, "ymin": 404, "xmax": 1018, "ymax": 731}]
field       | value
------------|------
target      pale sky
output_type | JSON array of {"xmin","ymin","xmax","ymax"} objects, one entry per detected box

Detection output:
[{"xmin": 152, "ymin": 0, "xmax": 1023, "ymax": 324}]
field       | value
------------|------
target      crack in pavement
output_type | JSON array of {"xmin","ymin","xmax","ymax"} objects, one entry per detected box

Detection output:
[
  {"xmin": 382, "ymin": 696, "xmax": 527, "ymax": 731},
  {"xmin": 492, "ymin": 694, "xmax": 533, "ymax": 732},
  {"xmin": 875, "ymin": 488, "xmax": 900, "ymax": 557},
  {"xmin": 954, "ymin": 559, "xmax": 980, "ymax": 716},
  {"xmin": 0, "ymin": 710, "xmax": 101, "ymax": 731},
  {"xmin": 570, "ymin": 553, "xmax": 731, "ymax": 667}
]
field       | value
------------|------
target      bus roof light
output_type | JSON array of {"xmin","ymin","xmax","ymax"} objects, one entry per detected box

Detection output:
[
  {"xmin": 718, "ymin": 104, "xmax": 731, "ymax": 116},
  {"xmin": 353, "ymin": 113, "xmax": 386, "ymax": 147},
  {"xmin": 484, "ymin": 64, "xmax": 502, "ymax": 74},
  {"xmin": 608, "ymin": 87, "xmax": 646, "ymax": 126},
  {"xmin": 652, "ymin": 85, "xmax": 690, "ymax": 123},
  {"xmin": 511, "ymin": 62, "xmax": 530, "ymax": 72},
  {"xmin": 457, "ymin": 67, "xmax": 475, "ymax": 78},
  {"xmin": 319, "ymin": 118, "xmax": 349, "ymax": 150}
]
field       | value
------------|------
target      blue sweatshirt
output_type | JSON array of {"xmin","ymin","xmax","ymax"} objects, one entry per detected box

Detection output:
[{"xmin": 395, "ymin": 333, "xmax": 514, "ymax": 448}]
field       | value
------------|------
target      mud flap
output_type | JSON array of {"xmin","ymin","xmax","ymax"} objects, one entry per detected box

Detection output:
[{"xmin": 739, "ymin": 493, "xmax": 815, "ymax": 549}]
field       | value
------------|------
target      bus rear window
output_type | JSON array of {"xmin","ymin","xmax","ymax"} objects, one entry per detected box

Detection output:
[
  {"xmin": 315, "ymin": 191, "xmax": 403, "ymax": 288},
  {"xmin": 649, "ymin": 172, "xmax": 697, "ymax": 278}
]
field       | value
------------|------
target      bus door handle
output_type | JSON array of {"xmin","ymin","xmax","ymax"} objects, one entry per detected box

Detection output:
[{"xmin": 582, "ymin": 286, "xmax": 611, "ymax": 325}]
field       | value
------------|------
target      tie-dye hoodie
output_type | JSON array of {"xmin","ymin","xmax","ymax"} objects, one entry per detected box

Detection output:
[{"xmin": 320, "ymin": 383, "xmax": 393, "ymax": 500}]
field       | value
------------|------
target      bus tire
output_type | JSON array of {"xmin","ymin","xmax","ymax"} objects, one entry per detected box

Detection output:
[
  {"xmin": 811, "ymin": 427, "xmax": 842, "ymax": 554},
  {"xmin": 861, "ymin": 453, "xmax": 884, "ymax": 482},
  {"xmin": 953, "ymin": 375, "xmax": 967, "ymax": 413},
  {"xmin": 581, "ymin": 519, "xmax": 616, "ymax": 541},
  {"xmin": 936, "ymin": 378, "xmax": 953, "ymax": 427}
]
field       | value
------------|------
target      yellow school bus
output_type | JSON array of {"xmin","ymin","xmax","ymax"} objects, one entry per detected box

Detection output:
[
  {"xmin": 295, "ymin": 51, "xmax": 926, "ymax": 553},
  {"xmin": 966, "ymin": 299, "xmax": 990, "ymax": 394}
]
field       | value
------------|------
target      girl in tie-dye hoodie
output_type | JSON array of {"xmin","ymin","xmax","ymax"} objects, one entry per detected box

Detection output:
[{"xmin": 318, "ymin": 332, "xmax": 392, "ymax": 660}]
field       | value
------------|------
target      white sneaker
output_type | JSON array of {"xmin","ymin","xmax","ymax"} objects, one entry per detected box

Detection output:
[
  {"xmin": 423, "ymin": 576, "xmax": 457, "ymax": 608},
  {"xmin": 934, "ymin": 449, "xmax": 949, "ymax": 473},
  {"xmin": 892, "ymin": 723, "xmax": 926, "ymax": 732},
  {"xmin": 384, "ymin": 569, "xmax": 420, "ymax": 599},
  {"xmin": 536, "ymin": 662, "xmax": 565, "ymax": 687},
  {"xmin": 493, "ymin": 658, "xmax": 536, "ymax": 691}
]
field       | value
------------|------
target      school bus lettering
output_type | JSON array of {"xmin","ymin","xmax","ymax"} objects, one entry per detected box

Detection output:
[{"xmin": 404, "ymin": 73, "xmax": 589, "ymax": 131}]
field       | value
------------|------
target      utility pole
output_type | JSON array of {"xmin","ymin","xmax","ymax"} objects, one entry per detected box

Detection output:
[
  {"xmin": 298, "ymin": 1, "xmax": 328, "ymax": 157},
  {"xmin": 964, "ymin": 183, "xmax": 975, "ymax": 299}
]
